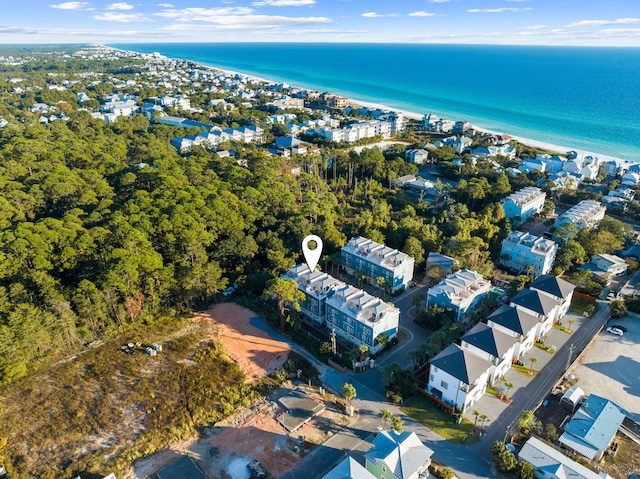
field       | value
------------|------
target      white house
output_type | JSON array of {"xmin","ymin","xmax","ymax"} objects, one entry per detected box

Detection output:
[
  {"xmin": 486, "ymin": 305, "xmax": 539, "ymax": 359},
  {"xmin": 501, "ymin": 187, "xmax": 546, "ymax": 225},
  {"xmin": 510, "ymin": 289, "xmax": 559, "ymax": 338},
  {"xmin": 591, "ymin": 254, "xmax": 628, "ymax": 277},
  {"xmin": 426, "ymin": 343, "xmax": 491, "ymax": 413},
  {"xmin": 460, "ymin": 323, "xmax": 517, "ymax": 385},
  {"xmin": 529, "ymin": 275, "xmax": 575, "ymax": 320},
  {"xmin": 500, "ymin": 231, "xmax": 558, "ymax": 277},
  {"xmin": 364, "ymin": 430, "xmax": 433, "ymax": 479},
  {"xmin": 322, "ymin": 457, "xmax": 376, "ymax": 479},
  {"xmin": 427, "ymin": 269, "xmax": 492, "ymax": 321},
  {"xmin": 554, "ymin": 200, "xmax": 606, "ymax": 230}
]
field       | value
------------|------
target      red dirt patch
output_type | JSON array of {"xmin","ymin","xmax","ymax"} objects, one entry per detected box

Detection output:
[{"xmin": 194, "ymin": 303, "xmax": 292, "ymax": 382}]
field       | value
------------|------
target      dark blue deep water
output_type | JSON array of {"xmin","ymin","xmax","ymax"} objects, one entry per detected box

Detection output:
[{"xmin": 113, "ymin": 43, "xmax": 640, "ymax": 160}]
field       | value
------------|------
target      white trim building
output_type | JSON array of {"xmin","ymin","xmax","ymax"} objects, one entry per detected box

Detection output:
[
  {"xmin": 427, "ymin": 269, "xmax": 492, "ymax": 321},
  {"xmin": 501, "ymin": 187, "xmax": 546, "ymax": 225},
  {"xmin": 500, "ymin": 231, "xmax": 558, "ymax": 277},
  {"xmin": 342, "ymin": 237, "xmax": 415, "ymax": 292},
  {"xmin": 554, "ymin": 200, "xmax": 606, "ymax": 230}
]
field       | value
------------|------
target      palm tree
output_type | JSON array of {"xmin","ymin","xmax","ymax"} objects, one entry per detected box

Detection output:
[
  {"xmin": 529, "ymin": 356, "xmax": 538, "ymax": 373},
  {"xmin": 375, "ymin": 276, "xmax": 387, "ymax": 299},
  {"xmin": 567, "ymin": 319, "xmax": 575, "ymax": 332},
  {"xmin": 479, "ymin": 414, "xmax": 490, "ymax": 431},
  {"xmin": 380, "ymin": 409, "xmax": 393, "ymax": 430},
  {"xmin": 504, "ymin": 380, "xmax": 514, "ymax": 399},
  {"xmin": 355, "ymin": 269, "xmax": 367, "ymax": 288},
  {"xmin": 472, "ymin": 409, "xmax": 481, "ymax": 429}
]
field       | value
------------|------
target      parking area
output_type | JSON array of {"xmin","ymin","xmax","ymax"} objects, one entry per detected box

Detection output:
[{"xmin": 568, "ymin": 315, "xmax": 640, "ymax": 422}]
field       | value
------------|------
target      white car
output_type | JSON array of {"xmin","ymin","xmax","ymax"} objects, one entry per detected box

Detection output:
[{"xmin": 606, "ymin": 327, "xmax": 624, "ymax": 336}]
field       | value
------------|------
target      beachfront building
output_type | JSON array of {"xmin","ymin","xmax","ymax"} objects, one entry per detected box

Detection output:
[
  {"xmin": 530, "ymin": 275, "xmax": 575, "ymax": 320},
  {"xmin": 282, "ymin": 265, "xmax": 346, "ymax": 324},
  {"xmin": 427, "ymin": 269, "xmax": 492, "ymax": 321},
  {"xmin": 486, "ymin": 305, "xmax": 540, "ymax": 359},
  {"xmin": 558, "ymin": 394, "xmax": 626, "ymax": 461},
  {"xmin": 325, "ymin": 285, "xmax": 399, "ymax": 354},
  {"xmin": 500, "ymin": 231, "xmax": 558, "ymax": 277},
  {"xmin": 501, "ymin": 187, "xmax": 546, "ymax": 225},
  {"xmin": 341, "ymin": 237, "xmax": 414, "ymax": 292},
  {"xmin": 460, "ymin": 323, "xmax": 518, "ymax": 386},
  {"xmin": 426, "ymin": 343, "xmax": 491, "ymax": 413},
  {"xmin": 554, "ymin": 200, "xmax": 606, "ymax": 230},
  {"xmin": 518, "ymin": 437, "xmax": 614, "ymax": 479},
  {"xmin": 364, "ymin": 430, "xmax": 433, "ymax": 479}
]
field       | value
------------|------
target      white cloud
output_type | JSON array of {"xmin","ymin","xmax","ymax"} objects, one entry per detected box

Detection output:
[
  {"xmin": 50, "ymin": 2, "xmax": 90, "ymax": 9},
  {"xmin": 93, "ymin": 12, "xmax": 152, "ymax": 22},
  {"xmin": 157, "ymin": 3, "xmax": 173, "ymax": 6},
  {"xmin": 468, "ymin": 8, "xmax": 532, "ymax": 13},
  {"xmin": 107, "ymin": 2, "xmax": 134, "ymax": 10},
  {"xmin": 155, "ymin": 7, "xmax": 255, "ymax": 19},
  {"xmin": 428, "ymin": 0, "xmax": 449, "ymax": 3},
  {"xmin": 566, "ymin": 18, "xmax": 640, "ymax": 28},
  {"xmin": 409, "ymin": 11, "xmax": 436, "ymax": 17},
  {"xmin": 158, "ymin": 8, "xmax": 332, "ymax": 30},
  {"xmin": 361, "ymin": 12, "xmax": 398, "ymax": 18},
  {"xmin": 526, "ymin": 25, "xmax": 547, "ymax": 29},
  {"xmin": 253, "ymin": 0, "xmax": 316, "ymax": 6}
]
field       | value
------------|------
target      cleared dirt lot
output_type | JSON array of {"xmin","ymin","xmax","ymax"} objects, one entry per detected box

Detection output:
[
  {"xmin": 568, "ymin": 315, "xmax": 640, "ymax": 422},
  {"xmin": 129, "ymin": 303, "xmax": 352, "ymax": 479}
]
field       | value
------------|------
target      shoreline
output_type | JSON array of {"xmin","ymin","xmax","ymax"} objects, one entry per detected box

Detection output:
[{"xmin": 120, "ymin": 46, "xmax": 633, "ymax": 165}]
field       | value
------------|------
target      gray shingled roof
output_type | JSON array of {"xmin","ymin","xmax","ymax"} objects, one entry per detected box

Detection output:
[
  {"xmin": 510, "ymin": 289, "xmax": 557, "ymax": 316},
  {"xmin": 461, "ymin": 323, "xmax": 517, "ymax": 358},
  {"xmin": 486, "ymin": 305, "xmax": 539, "ymax": 335},
  {"xmin": 430, "ymin": 344, "xmax": 492, "ymax": 384},
  {"xmin": 530, "ymin": 274, "xmax": 575, "ymax": 300}
]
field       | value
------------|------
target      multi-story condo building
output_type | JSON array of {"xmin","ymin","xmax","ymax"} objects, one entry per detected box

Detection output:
[
  {"xmin": 501, "ymin": 186, "xmax": 546, "ymax": 225},
  {"xmin": 341, "ymin": 236, "xmax": 414, "ymax": 292},
  {"xmin": 500, "ymin": 231, "xmax": 558, "ymax": 277},
  {"xmin": 486, "ymin": 304, "xmax": 540, "ymax": 360},
  {"xmin": 325, "ymin": 285, "xmax": 399, "ymax": 354},
  {"xmin": 460, "ymin": 323, "xmax": 517, "ymax": 386},
  {"xmin": 530, "ymin": 274, "xmax": 575, "ymax": 320},
  {"xmin": 283, "ymin": 265, "xmax": 346, "ymax": 324},
  {"xmin": 427, "ymin": 269, "xmax": 492, "ymax": 321},
  {"xmin": 554, "ymin": 200, "xmax": 606, "ymax": 230}
]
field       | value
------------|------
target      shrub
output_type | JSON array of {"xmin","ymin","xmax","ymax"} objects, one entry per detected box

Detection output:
[
  {"xmin": 516, "ymin": 460, "xmax": 534, "ymax": 479},
  {"xmin": 491, "ymin": 441, "xmax": 517, "ymax": 472}
]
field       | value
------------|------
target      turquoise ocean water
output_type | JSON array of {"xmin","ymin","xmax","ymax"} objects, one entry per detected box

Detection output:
[{"xmin": 112, "ymin": 43, "xmax": 640, "ymax": 160}]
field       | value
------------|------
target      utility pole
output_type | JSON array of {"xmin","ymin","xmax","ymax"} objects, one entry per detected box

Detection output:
[{"xmin": 565, "ymin": 343, "xmax": 576, "ymax": 371}]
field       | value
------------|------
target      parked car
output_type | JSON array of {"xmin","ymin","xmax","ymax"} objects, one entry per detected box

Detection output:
[{"xmin": 606, "ymin": 326, "xmax": 624, "ymax": 336}]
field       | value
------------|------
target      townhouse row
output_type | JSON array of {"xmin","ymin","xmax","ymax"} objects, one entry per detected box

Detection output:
[{"xmin": 425, "ymin": 275, "xmax": 575, "ymax": 413}]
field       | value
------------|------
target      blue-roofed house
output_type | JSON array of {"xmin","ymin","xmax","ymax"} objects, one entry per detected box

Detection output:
[
  {"xmin": 558, "ymin": 394, "xmax": 627, "ymax": 460},
  {"xmin": 322, "ymin": 456, "xmax": 376, "ymax": 479},
  {"xmin": 364, "ymin": 430, "xmax": 434, "ymax": 479},
  {"xmin": 518, "ymin": 437, "xmax": 614, "ymax": 479}
]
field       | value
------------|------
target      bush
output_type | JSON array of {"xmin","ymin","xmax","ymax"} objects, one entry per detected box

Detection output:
[
  {"xmin": 610, "ymin": 299, "xmax": 628, "ymax": 318},
  {"xmin": 542, "ymin": 423, "xmax": 558, "ymax": 442},
  {"xmin": 491, "ymin": 441, "xmax": 517, "ymax": 472},
  {"xmin": 516, "ymin": 460, "xmax": 534, "ymax": 479}
]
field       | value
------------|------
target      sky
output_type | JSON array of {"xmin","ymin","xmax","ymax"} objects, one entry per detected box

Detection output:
[{"xmin": 1, "ymin": 0, "xmax": 639, "ymax": 45}]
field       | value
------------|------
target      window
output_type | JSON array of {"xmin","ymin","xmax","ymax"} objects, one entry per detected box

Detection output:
[
  {"xmin": 433, "ymin": 366, "xmax": 438, "ymax": 373},
  {"xmin": 441, "ymin": 380, "xmax": 448, "ymax": 390},
  {"xmin": 430, "ymin": 374, "xmax": 434, "ymax": 382}
]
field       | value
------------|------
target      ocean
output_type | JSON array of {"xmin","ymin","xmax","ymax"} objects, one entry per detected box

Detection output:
[{"xmin": 112, "ymin": 43, "xmax": 640, "ymax": 161}]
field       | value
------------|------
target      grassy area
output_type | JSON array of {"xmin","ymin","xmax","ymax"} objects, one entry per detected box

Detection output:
[
  {"xmin": 512, "ymin": 363, "xmax": 537, "ymax": 376},
  {"xmin": 486, "ymin": 385, "xmax": 499, "ymax": 397},
  {"xmin": 553, "ymin": 323, "xmax": 572, "ymax": 334},
  {"xmin": 0, "ymin": 318, "xmax": 272, "ymax": 479},
  {"xmin": 400, "ymin": 395, "xmax": 479, "ymax": 446},
  {"xmin": 570, "ymin": 297, "xmax": 599, "ymax": 317}
]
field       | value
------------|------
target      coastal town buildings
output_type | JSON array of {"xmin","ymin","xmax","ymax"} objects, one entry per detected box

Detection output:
[
  {"xmin": 341, "ymin": 237, "xmax": 415, "ymax": 292},
  {"xmin": 554, "ymin": 200, "xmax": 606, "ymax": 230},
  {"xmin": 501, "ymin": 187, "xmax": 546, "ymax": 225},
  {"xmin": 364, "ymin": 430, "xmax": 433, "ymax": 479},
  {"xmin": 427, "ymin": 269, "xmax": 492, "ymax": 321},
  {"xmin": 500, "ymin": 231, "xmax": 558, "ymax": 277},
  {"xmin": 518, "ymin": 437, "xmax": 614, "ymax": 479}
]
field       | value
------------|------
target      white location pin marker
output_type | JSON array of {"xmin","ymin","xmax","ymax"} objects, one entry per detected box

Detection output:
[{"xmin": 302, "ymin": 235, "xmax": 323, "ymax": 273}]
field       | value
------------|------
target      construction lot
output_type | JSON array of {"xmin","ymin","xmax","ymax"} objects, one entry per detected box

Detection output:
[{"xmin": 130, "ymin": 304, "xmax": 354, "ymax": 479}]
